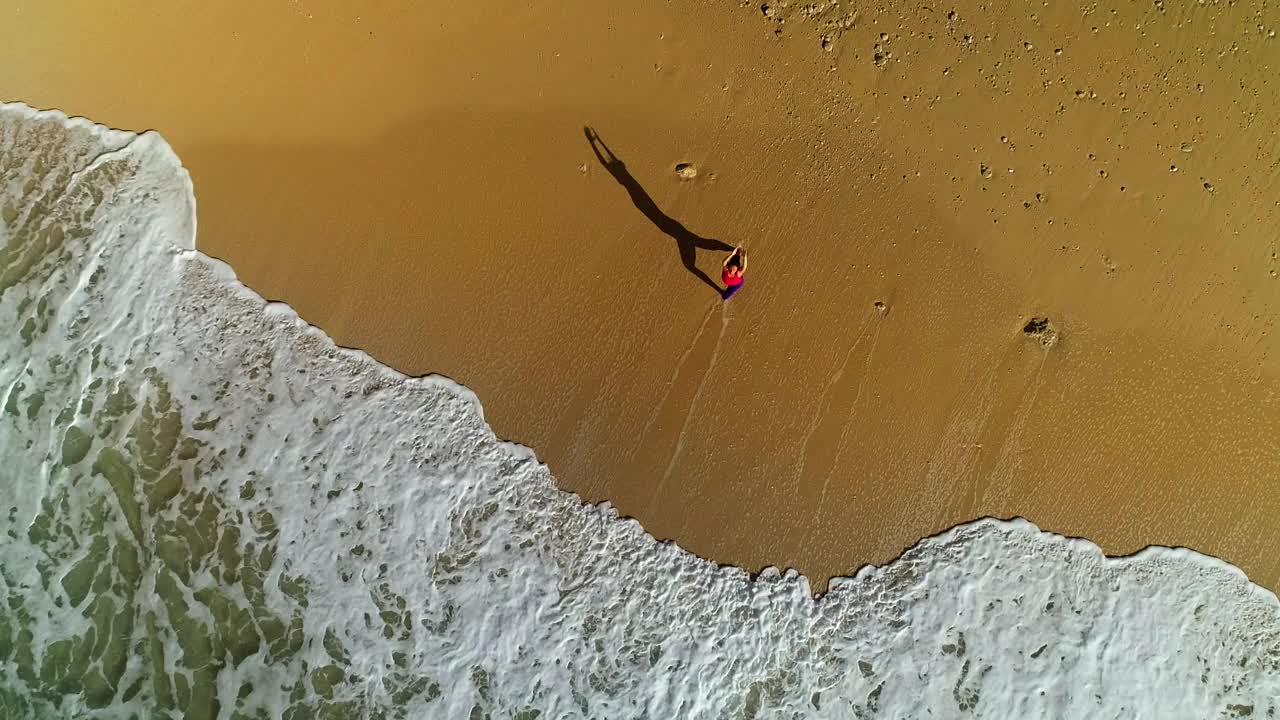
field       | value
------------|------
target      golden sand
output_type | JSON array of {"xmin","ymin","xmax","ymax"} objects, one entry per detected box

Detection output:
[{"xmin": 4, "ymin": 0, "xmax": 1279, "ymax": 590}]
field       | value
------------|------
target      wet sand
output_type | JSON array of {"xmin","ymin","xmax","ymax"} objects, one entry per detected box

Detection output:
[{"xmin": 4, "ymin": 0, "xmax": 1280, "ymax": 590}]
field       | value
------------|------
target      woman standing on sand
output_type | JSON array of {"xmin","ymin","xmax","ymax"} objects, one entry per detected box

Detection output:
[{"xmin": 722, "ymin": 247, "xmax": 746, "ymax": 300}]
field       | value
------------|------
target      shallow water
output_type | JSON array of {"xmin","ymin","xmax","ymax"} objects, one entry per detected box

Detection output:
[{"xmin": 0, "ymin": 102, "xmax": 1276, "ymax": 719}]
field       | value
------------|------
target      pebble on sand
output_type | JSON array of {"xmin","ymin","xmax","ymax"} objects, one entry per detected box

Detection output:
[{"xmin": 675, "ymin": 163, "xmax": 698, "ymax": 180}]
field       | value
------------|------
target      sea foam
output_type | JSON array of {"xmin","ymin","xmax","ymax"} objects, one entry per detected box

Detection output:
[{"xmin": 0, "ymin": 101, "xmax": 1276, "ymax": 719}]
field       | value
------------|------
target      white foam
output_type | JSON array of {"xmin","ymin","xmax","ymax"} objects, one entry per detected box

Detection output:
[{"xmin": 0, "ymin": 101, "xmax": 1276, "ymax": 719}]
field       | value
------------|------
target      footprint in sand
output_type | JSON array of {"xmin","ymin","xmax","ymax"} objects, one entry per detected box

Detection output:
[{"xmin": 1023, "ymin": 317, "xmax": 1059, "ymax": 349}]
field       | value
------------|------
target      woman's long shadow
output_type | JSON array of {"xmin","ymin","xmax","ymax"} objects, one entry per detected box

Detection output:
[{"xmin": 585, "ymin": 127, "xmax": 733, "ymax": 293}]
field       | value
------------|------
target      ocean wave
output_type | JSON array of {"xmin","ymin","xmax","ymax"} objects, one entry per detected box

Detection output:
[{"xmin": 0, "ymin": 101, "xmax": 1276, "ymax": 719}]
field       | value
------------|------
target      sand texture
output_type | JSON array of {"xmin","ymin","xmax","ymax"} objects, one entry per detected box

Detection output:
[{"xmin": 4, "ymin": 0, "xmax": 1279, "ymax": 590}]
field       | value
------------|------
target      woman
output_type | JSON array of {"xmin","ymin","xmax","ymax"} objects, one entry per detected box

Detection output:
[{"xmin": 722, "ymin": 246, "xmax": 746, "ymax": 300}]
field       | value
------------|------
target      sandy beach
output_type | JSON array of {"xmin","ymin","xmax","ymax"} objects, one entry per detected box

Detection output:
[{"xmin": 5, "ymin": 0, "xmax": 1280, "ymax": 592}]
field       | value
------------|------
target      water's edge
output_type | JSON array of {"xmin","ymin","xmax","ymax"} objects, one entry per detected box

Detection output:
[{"xmin": 2, "ymin": 101, "xmax": 1276, "ymax": 719}]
